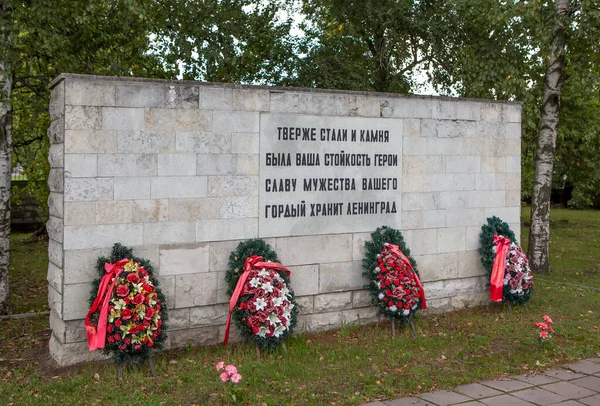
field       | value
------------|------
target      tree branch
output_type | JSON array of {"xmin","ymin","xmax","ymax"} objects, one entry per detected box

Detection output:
[{"xmin": 13, "ymin": 135, "xmax": 43, "ymax": 149}]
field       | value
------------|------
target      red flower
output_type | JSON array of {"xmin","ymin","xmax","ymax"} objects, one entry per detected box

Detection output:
[
  {"xmin": 139, "ymin": 268, "xmax": 148, "ymax": 277},
  {"xmin": 127, "ymin": 273, "xmax": 140, "ymax": 283},
  {"xmin": 107, "ymin": 336, "xmax": 115, "ymax": 344},
  {"xmin": 143, "ymin": 283, "xmax": 153, "ymax": 293},
  {"xmin": 239, "ymin": 302, "xmax": 247, "ymax": 310},
  {"xmin": 124, "ymin": 296, "xmax": 132, "ymax": 304},
  {"xmin": 388, "ymin": 301, "xmax": 394, "ymax": 307},
  {"xmin": 115, "ymin": 319, "xmax": 122, "ymax": 328},
  {"xmin": 116, "ymin": 285, "xmax": 129, "ymax": 297},
  {"xmin": 143, "ymin": 320, "xmax": 150, "ymax": 328},
  {"xmin": 385, "ymin": 279, "xmax": 391, "ymax": 286},
  {"xmin": 133, "ymin": 312, "xmax": 140, "ymax": 321},
  {"xmin": 119, "ymin": 345, "xmax": 127, "ymax": 351},
  {"xmin": 114, "ymin": 333, "xmax": 122, "ymax": 341},
  {"xmin": 107, "ymin": 324, "xmax": 113, "ymax": 333},
  {"xmin": 120, "ymin": 308, "xmax": 132, "ymax": 320},
  {"xmin": 134, "ymin": 345, "xmax": 142, "ymax": 351},
  {"xmin": 377, "ymin": 274, "xmax": 384, "ymax": 280},
  {"xmin": 125, "ymin": 337, "xmax": 131, "ymax": 345},
  {"xmin": 385, "ymin": 289, "xmax": 392, "ymax": 296},
  {"xmin": 394, "ymin": 279, "xmax": 400, "ymax": 285},
  {"xmin": 148, "ymin": 341, "xmax": 154, "ymax": 348},
  {"xmin": 252, "ymin": 326, "xmax": 260, "ymax": 334},
  {"xmin": 144, "ymin": 307, "xmax": 154, "ymax": 320},
  {"xmin": 132, "ymin": 293, "xmax": 145, "ymax": 305}
]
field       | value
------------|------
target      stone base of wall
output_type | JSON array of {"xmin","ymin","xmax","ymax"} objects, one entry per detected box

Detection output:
[{"xmin": 49, "ymin": 284, "xmax": 491, "ymax": 366}]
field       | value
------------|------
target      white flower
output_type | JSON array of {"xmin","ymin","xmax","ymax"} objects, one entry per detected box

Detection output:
[
  {"xmin": 403, "ymin": 309, "xmax": 410, "ymax": 316},
  {"xmin": 280, "ymin": 287, "xmax": 290, "ymax": 297},
  {"xmin": 114, "ymin": 299, "xmax": 127, "ymax": 311},
  {"xmin": 389, "ymin": 305, "xmax": 397, "ymax": 312},
  {"xmin": 262, "ymin": 282, "xmax": 274, "ymax": 293},
  {"xmin": 374, "ymin": 267, "xmax": 380, "ymax": 273},
  {"xmin": 257, "ymin": 326, "xmax": 268, "ymax": 337},
  {"xmin": 268, "ymin": 312, "xmax": 280, "ymax": 326},
  {"xmin": 378, "ymin": 293, "xmax": 384, "ymax": 300},
  {"xmin": 283, "ymin": 308, "xmax": 291, "ymax": 320},
  {"xmin": 272, "ymin": 297, "xmax": 284, "ymax": 307},
  {"xmin": 249, "ymin": 278, "xmax": 261, "ymax": 288},
  {"xmin": 412, "ymin": 304, "xmax": 418, "ymax": 310},
  {"xmin": 258, "ymin": 268, "xmax": 270, "ymax": 277},
  {"xmin": 273, "ymin": 325, "xmax": 285, "ymax": 338},
  {"xmin": 254, "ymin": 297, "xmax": 267, "ymax": 311}
]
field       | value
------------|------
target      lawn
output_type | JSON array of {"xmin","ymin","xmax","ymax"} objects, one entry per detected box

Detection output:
[{"xmin": 0, "ymin": 209, "xmax": 598, "ymax": 405}]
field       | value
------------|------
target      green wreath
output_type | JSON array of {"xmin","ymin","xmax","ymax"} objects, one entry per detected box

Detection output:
[
  {"xmin": 226, "ymin": 239, "xmax": 298, "ymax": 350},
  {"xmin": 478, "ymin": 217, "xmax": 532, "ymax": 305},
  {"xmin": 88, "ymin": 243, "xmax": 168, "ymax": 365},
  {"xmin": 362, "ymin": 226, "xmax": 423, "ymax": 323}
]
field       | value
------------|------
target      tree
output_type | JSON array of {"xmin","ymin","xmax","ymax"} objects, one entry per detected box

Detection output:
[
  {"xmin": 295, "ymin": 0, "xmax": 457, "ymax": 92},
  {"xmin": 528, "ymin": 0, "xmax": 570, "ymax": 274},
  {"xmin": 0, "ymin": 0, "xmax": 13, "ymax": 315},
  {"xmin": 151, "ymin": 0, "xmax": 297, "ymax": 84}
]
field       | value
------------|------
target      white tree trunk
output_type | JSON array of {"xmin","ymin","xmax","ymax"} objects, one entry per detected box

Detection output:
[
  {"xmin": 0, "ymin": 0, "xmax": 12, "ymax": 314},
  {"xmin": 528, "ymin": 0, "xmax": 570, "ymax": 274}
]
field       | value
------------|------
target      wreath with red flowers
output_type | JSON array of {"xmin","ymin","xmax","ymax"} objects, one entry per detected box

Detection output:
[
  {"xmin": 363, "ymin": 226, "xmax": 424, "ymax": 323},
  {"xmin": 87, "ymin": 243, "xmax": 168, "ymax": 364},
  {"xmin": 226, "ymin": 239, "xmax": 298, "ymax": 350},
  {"xmin": 479, "ymin": 217, "xmax": 533, "ymax": 305}
]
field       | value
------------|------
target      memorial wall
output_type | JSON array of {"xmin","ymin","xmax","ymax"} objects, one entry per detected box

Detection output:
[{"xmin": 47, "ymin": 74, "xmax": 521, "ymax": 365}]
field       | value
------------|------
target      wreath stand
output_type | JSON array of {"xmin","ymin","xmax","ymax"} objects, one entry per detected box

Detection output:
[
  {"xmin": 254, "ymin": 342, "xmax": 288, "ymax": 360},
  {"xmin": 117, "ymin": 357, "xmax": 157, "ymax": 380},
  {"xmin": 391, "ymin": 319, "xmax": 417, "ymax": 337},
  {"xmin": 504, "ymin": 301, "xmax": 530, "ymax": 315}
]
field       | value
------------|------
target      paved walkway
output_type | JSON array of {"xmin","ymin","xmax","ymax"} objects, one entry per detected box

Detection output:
[{"xmin": 363, "ymin": 358, "xmax": 600, "ymax": 406}]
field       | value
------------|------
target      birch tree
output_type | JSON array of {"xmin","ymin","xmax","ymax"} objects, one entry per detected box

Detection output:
[
  {"xmin": 528, "ymin": 0, "xmax": 571, "ymax": 274},
  {"xmin": 0, "ymin": 0, "xmax": 12, "ymax": 315}
]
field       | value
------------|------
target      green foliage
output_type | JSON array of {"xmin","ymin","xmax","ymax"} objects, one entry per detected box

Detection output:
[
  {"xmin": 152, "ymin": 0, "xmax": 297, "ymax": 84},
  {"xmin": 296, "ymin": 0, "xmax": 457, "ymax": 92},
  {"xmin": 226, "ymin": 239, "xmax": 298, "ymax": 350},
  {"xmin": 9, "ymin": 0, "xmax": 171, "ymax": 221},
  {"xmin": 362, "ymin": 226, "xmax": 421, "ymax": 323},
  {"xmin": 478, "ymin": 217, "xmax": 531, "ymax": 305},
  {"xmin": 89, "ymin": 243, "xmax": 168, "ymax": 365}
]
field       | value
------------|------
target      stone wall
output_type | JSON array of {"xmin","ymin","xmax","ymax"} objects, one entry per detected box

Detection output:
[{"xmin": 47, "ymin": 74, "xmax": 521, "ymax": 366}]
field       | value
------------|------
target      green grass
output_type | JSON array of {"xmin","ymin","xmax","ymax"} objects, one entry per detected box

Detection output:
[
  {"xmin": 1, "ymin": 211, "xmax": 599, "ymax": 405},
  {"xmin": 8, "ymin": 233, "xmax": 49, "ymax": 313},
  {"xmin": 521, "ymin": 207, "xmax": 600, "ymax": 287}
]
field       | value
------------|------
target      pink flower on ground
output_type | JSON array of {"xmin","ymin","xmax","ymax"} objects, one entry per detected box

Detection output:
[
  {"xmin": 543, "ymin": 315, "xmax": 554, "ymax": 324},
  {"xmin": 230, "ymin": 373, "xmax": 242, "ymax": 384},
  {"xmin": 219, "ymin": 372, "xmax": 230, "ymax": 382},
  {"xmin": 225, "ymin": 364, "xmax": 237, "ymax": 374},
  {"xmin": 539, "ymin": 330, "xmax": 549, "ymax": 339},
  {"xmin": 215, "ymin": 361, "xmax": 225, "ymax": 371}
]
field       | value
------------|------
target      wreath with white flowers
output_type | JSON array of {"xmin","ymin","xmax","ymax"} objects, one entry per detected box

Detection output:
[
  {"xmin": 363, "ymin": 226, "xmax": 425, "ymax": 323},
  {"xmin": 479, "ymin": 217, "xmax": 533, "ymax": 305},
  {"xmin": 225, "ymin": 239, "xmax": 298, "ymax": 350},
  {"xmin": 86, "ymin": 243, "xmax": 168, "ymax": 365}
]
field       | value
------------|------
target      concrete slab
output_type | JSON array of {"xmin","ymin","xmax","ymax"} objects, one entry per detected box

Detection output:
[
  {"xmin": 566, "ymin": 361, "xmax": 600, "ymax": 375},
  {"xmin": 512, "ymin": 387, "xmax": 569, "ymax": 405},
  {"xmin": 383, "ymin": 398, "xmax": 439, "ymax": 406},
  {"xmin": 479, "ymin": 394, "xmax": 537, "ymax": 406},
  {"xmin": 544, "ymin": 369, "xmax": 588, "ymax": 381},
  {"xmin": 418, "ymin": 390, "xmax": 472, "ymax": 405},
  {"xmin": 570, "ymin": 376, "xmax": 600, "ymax": 392},
  {"xmin": 542, "ymin": 381, "xmax": 597, "ymax": 399},
  {"xmin": 579, "ymin": 394, "xmax": 600, "ymax": 406},
  {"xmin": 512, "ymin": 374, "xmax": 559, "ymax": 386},
  {"xmin": 454, "ymin": 383, "xmax": 503, "ymax": 399},
  {"xmin": 480, "ymin": 378, "xmax": 533, "ymax": 392}
]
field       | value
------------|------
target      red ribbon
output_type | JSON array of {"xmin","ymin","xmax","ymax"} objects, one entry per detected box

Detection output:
[
  {"xmin": 490, "ymin": 235, "xmax": 511, "ymax": 302},
  {"xmin": 84, "ymin": 259, "xmax": 129, "ymax": 351},
  {"xmin": 386, "ymin": 244, "xmax": 427, "ymax": 310},
  {"xmin": 223, "ymin": 255, "xmax": 291, "ymax": 346}
]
